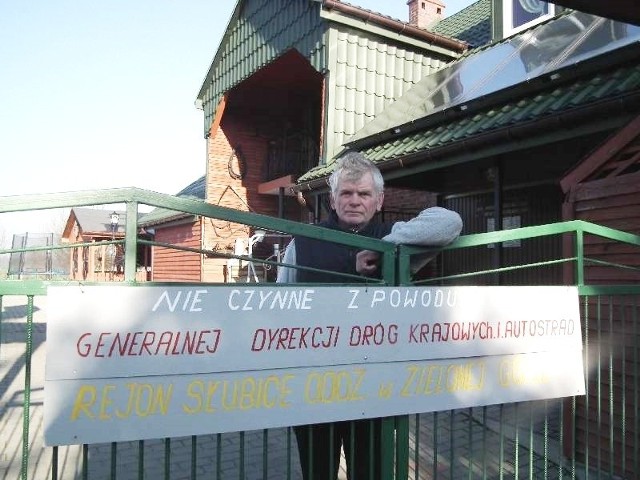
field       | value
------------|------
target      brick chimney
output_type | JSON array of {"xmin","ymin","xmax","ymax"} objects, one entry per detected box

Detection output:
[{"xmin": 407, "ymin": 0, "xmax": 446, "ymax": 29}]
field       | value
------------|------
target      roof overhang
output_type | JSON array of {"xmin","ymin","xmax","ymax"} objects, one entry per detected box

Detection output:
[
  {"xmin": 319, "ymin": 0, "xmax": 468, "ymax": 55},
  {"xmin": 542, "ymin": 0, "xmax": 640, "ymax": 26},
  {"xmin": 293, "ymin": 43, "xmax": 640, "ymax": 194},
  {"xmin": 294, "ymin": 94, "xmax": 640, "ymax": 195},
  {"xmin": 258, "ymin": 175, "xmax": 298, "ymax": 196}
]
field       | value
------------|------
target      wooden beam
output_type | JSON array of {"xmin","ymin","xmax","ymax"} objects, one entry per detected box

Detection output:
[
  {"xmin": 560, "ymin": 114, "xmax": 640, "ymax": 193},
  {"xmin": 208, "ymin": 95, "xmax": 227, "ymax": 139}
]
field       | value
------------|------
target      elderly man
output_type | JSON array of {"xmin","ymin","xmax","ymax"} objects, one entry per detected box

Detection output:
[
  {"xmin": 277, "ymin": 151, "xmax": 462, "ymax": 479},
  {"xmin": 278, "ymin": 151, "xmax": 462, "ymax": 283}
]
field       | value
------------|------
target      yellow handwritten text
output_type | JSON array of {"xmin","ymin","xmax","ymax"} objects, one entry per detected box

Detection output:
[
  {"xmin": 70, "ymin": 383, "xmax": 173, "ymax": 420},
  {"xmin": 499, "ymin": 357, "xmax": 550, "ymax": 387},
  {"xmin": 182, "ymin": 374, "xmax": 294, "ymax": 414},
  {"xmin": 400, "ymin": 362, "xmax": 485, "ymax": 397},
  {"xmin": 304, "ymin": 368, "xmax": 366, "ymax": 404}
]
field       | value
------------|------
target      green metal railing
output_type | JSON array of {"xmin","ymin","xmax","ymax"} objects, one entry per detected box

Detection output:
[{"xmin": 1, "ymin": 188, "xmax": 639, "ymax": 479}]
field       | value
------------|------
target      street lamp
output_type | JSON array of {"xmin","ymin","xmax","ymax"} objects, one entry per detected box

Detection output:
[{"xmin": 110, "ymin": 211, "xmax": 120, "ymax": 235}]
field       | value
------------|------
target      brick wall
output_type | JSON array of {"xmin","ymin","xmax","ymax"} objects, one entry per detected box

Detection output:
[{"xmin": 203, "ymin": 116, "xmax": 290, "ymax": 282}]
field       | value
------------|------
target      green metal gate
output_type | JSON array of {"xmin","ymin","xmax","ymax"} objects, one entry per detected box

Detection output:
[{"xmin": 1, "ymin": 188, "xmax": 639, "ymax": 479}]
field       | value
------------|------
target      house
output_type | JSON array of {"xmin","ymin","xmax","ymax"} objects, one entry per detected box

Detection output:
[
  {"xmin": 138, "ymin": 176, "xmax": 208, "ymax": 282},
  {"xmin": 138, "ymin": 1, "xmax": 638, "ymax": 475},
  {"xmin": 296, "ymin": 5, "xmax": 640, "ymax": 287},
  {"xmin": 147, "ymin": 0, "xmax": 473, "ymax": 283},
  {"xmin": 62, "ymin": 208, "xmax": 151, "ymax": 282},
  {"xmin": 150, "ymin": 1, "xmax": 640, "ymax": 286},
  {"xmin": 289, "ymin": 4, "xmax": 640, "ymax": 478}
]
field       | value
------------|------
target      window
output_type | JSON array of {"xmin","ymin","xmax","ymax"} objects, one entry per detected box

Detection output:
[
  {"xmin": 487, "ymin": 215, "xmax": 521, "ymax": 248},
  {"xmin": 503, "ymin": 0, "xmax": 555, "ymax": 38},
  {"xmin": 94, "ymin": 245, "xmax": 104, "ymax": 272}
]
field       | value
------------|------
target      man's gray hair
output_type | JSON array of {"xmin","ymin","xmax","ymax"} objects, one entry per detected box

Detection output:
[{"xmin": 328, "ymin": 151, "xmax": 384, "ymax": 195}]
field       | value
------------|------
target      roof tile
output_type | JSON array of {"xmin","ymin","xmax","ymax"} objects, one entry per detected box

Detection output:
[
  {"xmin": 298, "ymin": 61, "xmax": 640, "ymax": 185},
  {"xmin": 433, "ymin": 0, "xmax": 492, "ymax": 48}
]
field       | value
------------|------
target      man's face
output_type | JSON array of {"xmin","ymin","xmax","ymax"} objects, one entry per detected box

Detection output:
[{"xmin": 330, "ymin": 172, "xmax": 384, "ymax": 230}]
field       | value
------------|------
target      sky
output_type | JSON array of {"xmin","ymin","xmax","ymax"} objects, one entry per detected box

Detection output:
[{"xmin": 0, "ymin": 0, "xmax": 474, "ymax": 246}]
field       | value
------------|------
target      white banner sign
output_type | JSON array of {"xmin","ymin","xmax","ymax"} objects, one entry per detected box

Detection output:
[{"xmin": 44, "ymin": 285, "xmax": 585, "ymax": 446}]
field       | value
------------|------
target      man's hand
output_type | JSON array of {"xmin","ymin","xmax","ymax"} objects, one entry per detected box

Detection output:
[{"xmin": 356, "ymin": 250, "xmax": 380, "ymax": 276}]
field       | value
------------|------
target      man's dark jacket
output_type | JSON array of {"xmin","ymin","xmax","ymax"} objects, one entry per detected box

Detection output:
[{"xmin": 294, "ymin": 213, "xmax": 392, "ymax": 283}]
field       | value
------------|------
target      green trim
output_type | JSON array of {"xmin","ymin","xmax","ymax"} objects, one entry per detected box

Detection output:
[
  {"xmin": 0, "ymin": 282, "xmax": 49, "ymax": 296},
  {"xmin": 578, "ymin": 285, "xmax": 640, "ymax": 295}
]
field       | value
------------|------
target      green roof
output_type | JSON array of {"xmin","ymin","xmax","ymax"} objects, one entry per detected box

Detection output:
[
  {"xmin": 297, "ymin": 59, "xmax": 640, "ymax": 185},
  {"xmin": 196, "ymin": 0, "xmax": 466, "ymax": 161},
  {"xmin": 433, "ymin": 0, "xmax": 492, "ymax": 48},
  {"xmin": 362, "ymin": 62, "xmax": 640, "ymax": 160},
  {"xmin": 297, "ymin": 9, "xmax": 640, "ymax": 185}
]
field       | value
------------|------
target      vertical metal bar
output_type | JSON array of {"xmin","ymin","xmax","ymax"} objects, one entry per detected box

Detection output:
[
  {"xmin": 313, "ymin": 193, "xmax": 321, "ymax": 224},
  {"xmin": 543, "ymin": 401, "xmax": 548, "ymax": 480},
  {"xmin": 467, "ymin": 407, "xmax": 473, "ymax": 480},
  {"xmin": 582, "ymin": 295, "xmax": 590, "ymax": 480},
  {"xmin": 596, "ymin": 296, "xmax": 602, "ymax": 475},
  {"xmin": 380, "ymin": 417, "xmax": 395, "ymax": 478},
  {"xmin": 633, "ymin": 295, "xmax": 638, "ymax": 478},
  {"xmin": 124, "ymin": 201, "xmax": 138, "ymax": 282},
  {"xmin": 46, "ymin": 233, "xmax": 53, "ymax": 280},
  {"xmin": 395, "ymin": 415, "xmax": 409, "ymax": 480},
  {"xmin": 164, "ymin": 438, "xmax": 171, "ymax": 480},
  {"xmin": 492, "ymin": 162, "xmax": 503, "ymax": 286},
  {"xmin": 286, "ymin": 427, "xmax": 293, "ymax": 480},
  {"xmin": 390, "ymin": 245, "xmax": 407, "ymax": 479},
  {"xmin": 192, "ymin": 435, "xmax": 197, "ymax": 479},
  {"xmin": 18, "ymin": 233, "xmax": 27, "ymax": 280},
  {"xmin": 608, "ymin": 296, "xmax": 614, "ymax": 478},
  {"xmin": 528, "ymin": 404, "xmax": 534, "ymax": 480},
  {"xmin": 514, "ymin": 404, "xmax": 519, "ymax": 480},
  {"xmin": 307, "ymin": 425, "xmax": 316, "ymax": 480},
  {"xmin": 51, "ymin": 446, "xmax": 58, "ymax": 480},
  {"xmin": 368, "ymin": 420, "xmax": 374, "ymax": 479},
  {"xmin": 82, "ymin": 444, "xmax": 89, "ymax": 480},
  {"xmin": 571, "ymin": 396, "xmax": 577, "ymax": 480},
  {"xmin": 499, "ymin": 404, "xmax": 504, "ymax": 480},
  {"xmin": 278, "ymin": 187, "xmax": 285, "ymax": 218},
  {"xmin": 216, "ymin": 433, "xmax": 222, "ymax": 480},
  {"xmin": 381, "ymin": 249, "xmax": 396, "ymax": 285},
  {"xmin": 571, "ymin": 399, "xmax": 577, "ymax": 480},
  {"xmin": 575, "ymin": 230, "xmax": 584, "ymax": 286},
  {"xmin": 414, "ymin": 414, "xmax": 421, "ymax": 479},
  {"xmin": 138, "ymin": 440, "xmax": 145, "ymax": 480},
  {"xmin": 482, "ymin": 407, "xmax": 488, "ymax": 480},
  {"xmin": 21, "ymin": 295, "xmax": 33, "ymax": 480},
  {"xmin": 397, "ymin": 246, "xmax": 412, "ymax": 285},
  {"xmin": 110, "ymin": 442, "xmax": 117, "ymax": 479},
  {"xmin": 449, "ymin": 410, "xmax": 455, "ymax": 479},
  {"xmin": 262, "ymin": 429, "xmax": 268, "ymax": 480},
  {"xmin": 239, "ymin": 431, "xmax": 245, "ymax": 480},
  {"xmin": 620, "ymin": 296, "xmax": 627, "ymax": 477},
  {"xmin": 558, "ymin": 397, "xmax": 576, "ymax": 480},
  {"xmin": 433, "ymin": 412, "xmax": 439, "ymax": 480},
  {"xmin": 559, "ymin": 399, "xmax": 564, "ymax": 480}
]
